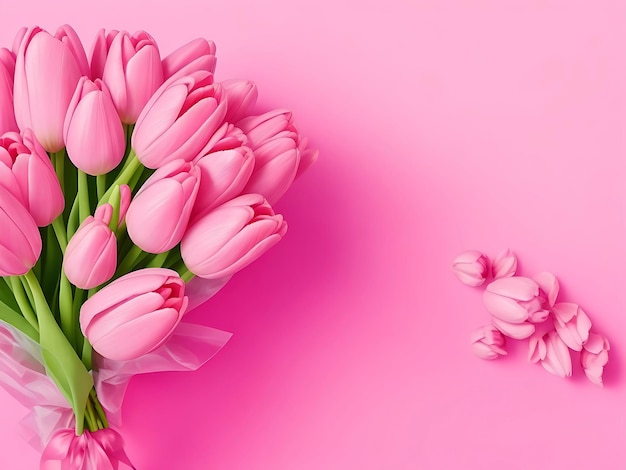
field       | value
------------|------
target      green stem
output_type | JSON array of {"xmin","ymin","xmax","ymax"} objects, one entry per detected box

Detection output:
[
  {"xmin": 117, "ymin": 244, "xmax": 146, "ymax": 276},
  {"xmin": 51, "ymin": 150, "xmax": 65, "ymax": 192},
  {"xmin": 90, "ymin": 389, "xmax": 109, "ymax": 428},
  {"xmin": 51, "ymin": 217, "xmax": 68, "ymax": 253},
  {"xmin": 78, "ymin": 170, "xmax": 91, "ymax": 224},
  {"xmin": 66, "ymin": 196, "xmax": 80, "ymax": 240},
  {"xmin": 81, "ymin": 336, "xmax": 92, "ymax": 370},
  {"xmin": 98, "ymin": 152, "xmax": 141, "ymax": 205},
  {"xmin": 0, "ymin": 296, "xmax": 39, "ymax": 341},
  {"xmin": 9, "ymin": 277, "xmax": 38, "ymax": 331},
  {"xmin": 96, "ymin": 174, "xmax": 107, "ymax": 201},
  {"xmin": 181, "ymin": 269, "xmax": 194, "ymax": 283},
  {"xmin": 145, "ymin": 252, "xmax": 170, "ymax": 268},
  {"xmin": 59, "ymin": 272, "xmax": 75, "ymax": 350}
]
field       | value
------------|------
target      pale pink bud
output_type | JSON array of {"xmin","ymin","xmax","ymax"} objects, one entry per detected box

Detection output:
[
  {"xmin": 118, "ymin": 184, "xmax": 131, "ymax": 226},
  {"xmin": 0, "ymin": 129, "xmax": 64, "ymax": 226},
  {"xmin": 41, "ymin": 428, "xmax": 135, "ymax": 469},
  {"xmin": 13, "ymin": 25, "xmax": 89, "ymax": 152},
  {"xmin": 181, "ymin": 194, "xmax": 287, "ymax": 279},
  {"xmin": 80, "ymin": 268, "xmax": 187, "ymax": 361},
  {"xmin": 0, "ymin": 185, "xmax": 41, "ymax": 276},
  {"xmin": 199, "ymin": 122, "xmax": 247, "ymax": 155},
  {"xmin": 126, "ymin": 160, "xmax": 200, "ymax": 253},
  {"xmin": 92, "ymin": 29, "xmax": 164, "ymax": 124},
  {"xmin": 471, "ymin": 325, "xmax": 507, "ymax": 360},
  {"xmin": 132, "ymin": 71, "xmax": 226, "ymax": 168},
  {"xmin": 162, "ymin": 37, "xmax": 216, "ymax": 80},
  {"xmin": 221, "ymin": 79, "xmax": 258, "ymax": 123},
  {"xmin": 64, "ymin": 204, "xmax": 117, "ymax": 289},
  {"xmin": 483, "ymin": 277, "xmax": 550, "ymax": 324},
  {"xmin": 239, "ymin": 110, "xmax": 307, "ymax": 204},
  {"xmin": 532, "ymin": 271, "xmax": 559, "ymax": 307},
  {"xmin": 0, "ymin": 49, "xmax": 18, "ymax": 135},
  {"xmin": 552, "ymin": 302, "xmax": 592, "ymax": 351},
  {"xmin": 491, "ymin": 249, "xmax": 517, "ymax": 279},
  {"xmin": 63, "ymin": 77, "xmax": 125, "ymax": 175},
  {"xmin": 452, "ymin": 250, "xmax": 488, "ymax": 287},
  {"xmin": 528, "ymin": 330, "xmax": 572, "ymax": 378},
  {"xmin": 580, "ymin": 332, "xmax": 610, "ymax": 386},
  {"xmin": 191, "ymin": 146, "xmax": 255, "ymax": 222}
]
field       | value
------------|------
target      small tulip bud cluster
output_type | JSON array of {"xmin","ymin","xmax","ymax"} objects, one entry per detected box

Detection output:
[{"xmin": 452, "ymin": 249, "xmax": 610, "ymax": 386}]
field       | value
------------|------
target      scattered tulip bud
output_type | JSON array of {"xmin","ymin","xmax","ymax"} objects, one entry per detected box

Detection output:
[{"xmin": 452, "ymin": 250, "xmax": 488, "ymax": 287}]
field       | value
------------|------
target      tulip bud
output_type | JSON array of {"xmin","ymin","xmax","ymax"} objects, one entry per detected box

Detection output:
[
  {"xmin": 80, "ymin": 268, "xmax": 188, "ymax": 361},
  {"xmin": 295, "ymin": 136, "xmax": 319, "ymax": 179},
  {"xmin": 580, "ymin": 332, "xmax": 610, "ymax": 386},
  {"xmin": 199, "ymin": 122, "xmax": 247, "ymax": 156},
  {"xmin": 471, "ymin": 325, "xmax": 507, "ymax": 360},
  {"xmin": 191, "ymin": 146, "xmax": 255, "ymax": 222},
  {"xmin": 221, "ymin": 79, "xmax": 257, "ymax": 124},
  {"xmin": 162, "ymin": 37, "xmax": 216, "ymax": 80},
  {"xmin": 491, "ymin": 249, "xmax": 517, "ymax": 279},
  {"xmin": 93, "ymin": 29, "xmax": 164, "ymax": 123},
  {"xmin": 0, "ymin": 185, "xmax": 41, "ymax": 276},
  {"xmin": 528, "ymin": 330, "xmax": 572, "ymax": 378},
  {"xmin": 64, "ymin": 204, "xmax": 117, "ymax": 289},
  {"xmin": 552, "ymin": 302, "xmax": 592, "ymax": 351},
  {"xmin": 14, "ymin": 25, "xmax": 89, "ymax": 152},
  {"xmin": 63, "ymin": 77, "xmax": 125, "ymax": 176},
  {"xmin": 126, "ymin": 160, "xmax": 200, "ymax": 253},
  {"xmin": 483, "ymin": 276, "xmax": 552, "ymax": 324},
  {"xmin": 0, "ymin": 48, "xmax": 18, "ymax": 135},
  {"xmin": 0, "ymin": 129, "xmax": 64, "ymax": 226},
  {"xmin": 181, "ymin": 194, "xmax": 287, "ymax": 279},
  {"xmin": 132, "ymin": 71, "xmax": 227, "ymax": 169},
  {"xmin": 452, "ymin": 250, "xmax": 488, "ymax": 287},
  {"xmin": 491, "ymin": 317, "xmax": 535, "ymax": 339},
  {"xmin": 239, "ymin": 110, "xmax": 316, "ymax": 204},
  {"xmin": 41, "ymin": 427, "xmax": 135, "ymax": 469}
]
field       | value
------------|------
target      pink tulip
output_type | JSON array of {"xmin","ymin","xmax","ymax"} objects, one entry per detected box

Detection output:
[
  {"xmin": 118, "ymin": 184, "xmax": 131, "ymax": 225},
  {"xmin": 552, "ymin": 302, "xmax": 592, "ymax": 351},
  {"xmin": 80, "ymin": 268, "xmax": 188, "ymax": 361},
  {"xmin": 528, "ymin": 330, "xmax": 572, "ymax": 378},
  {"xmin": 491, "ymin": 249, "xmax": 517, "ymax": 279},
  {"xmin": 13, "ymin": 25, "xmax": 89, "ymax": 152},
  {"xmin": 63, "ymin": 77, "xmax": 125, "ymax": 176},
  {"xmin": 483, "ymin": 276, "xmax": 554, "ymax": 324},
  {"xmin": 64, "ymin": 204, "xmax": 117, "ymax": 289},
  {"xmin": 0, "ymin": 185, "xmax": 41, "ymax": 276},
  {"xmin": 221, "ymin": 79, "xmax": 258, "ymax": 123},
  {"xmin": 239, "ymin": 110, "xmax": 316, "ymax": 204},
  {"xmin": 471, "ymin": 325, "xmax": 507, "ymax": 360},
  {"xmin": 181, "ymin": 194, "xmax": 287, "ymax": 279},
  {"xmin": 0, "ymin": 129, "xmax": 64, "ymax": 226},
  {"xmin": 580, "ymin": 332, "xmax": 610, "ymax": 386},
  {"xmin": 199, "ymin": 122, "xmax": 247, "ymax": 155},
  {"xmin": 0, "ymin": 48, "xmax": 18, "ymax": 135},
  {"xmin": 452, "ymin": 250, "xmax": 488, "ymax": 287},
  {"xmin": 162, "ymin": 37, "xmax": 216, "ymax": 80},
  {"xmin": 41, "ymin": 427, "xmax": 135, "ymax": 470},
  {"xmin": 126, "ymin": 160, "xmax": 200, "ymax": 253},
  {"xmin": 92, "ymin": 29, "xmax": 164, "ymax": 124},
  {"xmin": 191, "ymin": 146, "xmax": 255, "ymax": 221},
  {"xmin": 132, "ymin": 71, "xmax": 227, "ymax": 169},
  {"xmin": 295, "ymin": 136, "xmax": 319, "ymax": 179}
]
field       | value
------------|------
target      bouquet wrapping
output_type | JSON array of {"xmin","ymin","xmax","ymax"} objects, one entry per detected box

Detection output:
[{"xmin": 0, "ymin": 24, "xmax": 316, "ymax": 468}]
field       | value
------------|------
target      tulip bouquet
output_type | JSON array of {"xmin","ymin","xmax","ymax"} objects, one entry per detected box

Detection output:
[
  {"xmin": 0, "ymin": 24, "xmax": 316, "ymax": 469},
  {"xmin": 453, "ymin": 250, "xmax": 610, "ymax": 385}
]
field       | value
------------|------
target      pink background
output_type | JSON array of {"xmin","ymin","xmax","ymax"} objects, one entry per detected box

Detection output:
[{"xmin": 0, "ymin": 0, "xmax": 625, "ymax": 468}]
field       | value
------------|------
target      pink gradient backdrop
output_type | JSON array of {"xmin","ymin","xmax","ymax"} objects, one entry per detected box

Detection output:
[{"xmin": 0, "ymin": 0, "xmax": 625, "ymax": 468}]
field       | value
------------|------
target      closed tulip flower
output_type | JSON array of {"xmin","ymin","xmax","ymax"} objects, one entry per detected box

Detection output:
[
  {"xmin": 14, "ymin": 25, "xmax": 89, "ymax": 152},
  {"xmin": 491, "ymin": 248, "xmax": 517, "ymax": 279},
  {"xmin": 80, "ymin": 268, "xmax": 188, "ymax": 361},
  {"xmin": 221, "ymin": 79, "xmax": 257, "ymax": 124},
  {"xmin": 0, "ymin": 129, "xmax": 64, "ymax": 226},
  {"xmin": 181, "ymin": 194, "xmax": 287, "ymax": 279},
  {"xmin": 191, "ymin": 146, "xmax": 255, "ymax": 221},
  {"xmin": 552, "ymin": 302, "xmax": 592, "ymax": 351},
  {"xmin": 491, "ymin": 317, "xmax": 535, "ymax": 340},
  {"xmin": 64, "ymin": 204, "xmax": 117, "ymax": 289},
  {"xmin": 132, "ymin": 71, "xmax": 227, "ymax": 169},
  {"xmin": 452, "ymin": 250, "xmax": 488, "ymax": 287},
  {"xmin": 0, "ymin": 185, "xmax": 41, "ymax": 276},
  {"xmin": 483, "ymin": 276, "xmax": 556, "ymax": 324},
  {"xmin": 162, "ymin": 37, "xmax": 216, "ymax": 80},
  {"xmin": 528, "ymin": 330, "xmax": 572, "ymax": 378},
  {"xmin": 239, "ymin": 110, "xmax": 316, "ymax": 204},
  {"xmin": 63, "ymin": 77, "xmax": 125, "ymax": 176},
  {"xmin": 580, "ymin": 332, "xmax": 610, "ymax": 386},
  {"xmin": 126, "ymin": 159, "xmax": 200, "ymax": 253},
  {"xmin": 0, "ymin": 49, "xmax": 18, "ymax": 135},
  {"xmin": 471, "ymin": 325, "xmax": 507, "ymax": 360},
  {"xmin": 92, "ymin": 29, "xmax": 164, "ymax": 123}
]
